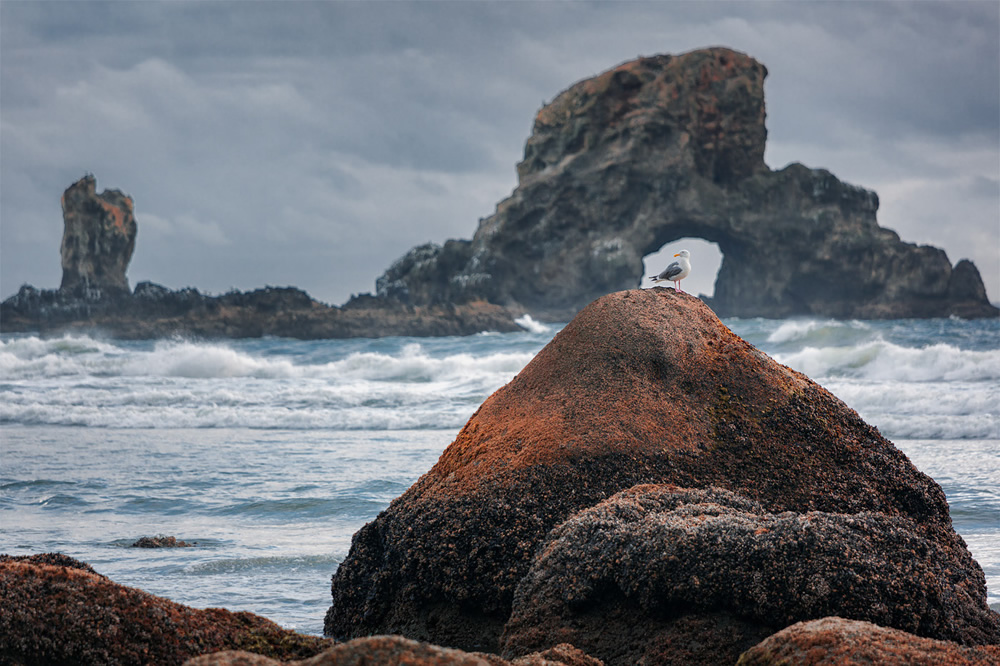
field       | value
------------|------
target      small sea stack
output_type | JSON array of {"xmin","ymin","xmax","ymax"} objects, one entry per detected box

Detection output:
[
  {"xmin": 325, "ymin": 288, "xmax": 999, "ymax": 663},
  {"xmin": 59, "ymin": 175, "xmax": 137, "ymax": 296}
]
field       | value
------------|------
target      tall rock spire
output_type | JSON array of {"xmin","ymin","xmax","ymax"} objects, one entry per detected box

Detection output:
[{"xmin": 59, "ymin": 175, "xmax": 137, "ymax": 295}]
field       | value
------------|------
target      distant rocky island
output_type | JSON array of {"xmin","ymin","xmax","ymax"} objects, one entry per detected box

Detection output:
[
  {"xmin": 2, "ymin": 47, "xmax": 995, "ymax": 339},
  {"xmin": 0, "ymin": 177, "xmax": 521, "ymax": 339}
]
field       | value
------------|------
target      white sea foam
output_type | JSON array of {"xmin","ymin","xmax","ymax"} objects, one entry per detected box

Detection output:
[
  {"xmin": 515, "ymin": 314, "xmax": 552, "ymax": 334},
  {"xmin": 2, "ymin": 326, "xmax": 996, "ymax": 437},
  {"xmin": 773, "ymin": 340, "xmax": 1000, "ymax": 383},
  {"xmin": 766, "ymin": 318, "xmax": 872, "ymax": 345},
  {"xmin": 0, "ymin": 334, "xmax": 534, "ymax": 430}
]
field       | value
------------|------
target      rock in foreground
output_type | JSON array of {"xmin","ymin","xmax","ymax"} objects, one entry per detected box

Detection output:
[
  {"xmin": 738, "ymin": 617, "xmax": 1000, "ymax": 665},
  {"xmin": 0, "ymin": 555, "xmax": 333, "ymax": 665},
  {"xmin": 184, "ymin": 636, "xmax": 602, "ymax": 666},
  {"xmin": 325, "ymin": 288, "xmax": 997, "ymax": 660},
  {"xmin": 501, "ymin": 485, "xmax": 997, "ymax": 664}
]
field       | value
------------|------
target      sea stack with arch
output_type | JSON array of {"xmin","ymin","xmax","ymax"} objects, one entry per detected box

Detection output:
[{"xmin": 371, "ymin": 47, "xmax": 997, "ymax": 320}]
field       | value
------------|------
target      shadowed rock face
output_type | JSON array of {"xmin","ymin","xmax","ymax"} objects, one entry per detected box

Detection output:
[
  {"xmin": 59, "ymin": 175, "xmax": 137, "ymax": 296},
  {"xmin": 324, "ymin": 289, "xmax": 995, "ymax": 656},
  {"xmin": 738, "ymin": 617, "xmax": 1000, "ymax": 665},
  {"xmin": 374, "ymin": 48, "xmax": 997, "ymax": 320}
]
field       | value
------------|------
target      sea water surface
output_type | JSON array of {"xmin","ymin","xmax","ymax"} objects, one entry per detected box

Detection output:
[{"xmin": 1, "ymin": 315, "xmax": 998, "ymax": 635}]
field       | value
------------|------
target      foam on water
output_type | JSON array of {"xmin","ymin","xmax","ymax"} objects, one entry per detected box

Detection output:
[
  {"xmin": 514, "ymin": 313, "xmax": 552, "ymax": 334},
  {"xmin": 0, "ymin": 334, "xmax": 536, "ymax": 430}
]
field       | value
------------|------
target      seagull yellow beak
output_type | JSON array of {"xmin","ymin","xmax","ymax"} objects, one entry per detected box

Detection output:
[{"xmin": 673, "ymin": 252, "xmax": 681, "ymax": 257}]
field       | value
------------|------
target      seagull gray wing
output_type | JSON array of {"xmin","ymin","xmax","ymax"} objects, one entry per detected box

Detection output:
[{"xmin": 656, "ymin": 260, "xmax": 683, "ymax": 281}]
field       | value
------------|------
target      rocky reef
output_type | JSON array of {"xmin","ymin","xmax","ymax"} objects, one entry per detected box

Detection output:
[
  {"xmin": 0, "ymin": 176, "xmax": 521, "ymax": 339},
  {"xmin": 0, "ymin": 279, "xmax": 520, "ymax": 339},
  {"xmin": 374, "ymin": 48, "xmax": 997, "ymax": 320},
  {"xmin": 324, "ymin": 288, "xmax": 999, "ymax": 663}
]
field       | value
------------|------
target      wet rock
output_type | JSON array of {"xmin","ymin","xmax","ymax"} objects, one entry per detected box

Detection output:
[
  {"xmin": 132, "ymin": 535, "xmax": 195, "ymax": 548},
  {"xmin": 500, "ymin": 485, "xmax": 999, "ymax": 665},
  {"xmin": 324, "ymin": 289, "xmax": 988, "ymax": 654},
  {"xmin": 374, "ymin": 48, "xmax": 997, "ymax": 320},
  {"xmin": 0, "ymin": 555, "xmax": 333, "ymax": 665},
  {"xmin": 59, "ymin": 175, "xmax": 137, "ymax": 296},
  {"xmin": 738, "ymin": 617, "xmax": 1000, "ymax": 665}
]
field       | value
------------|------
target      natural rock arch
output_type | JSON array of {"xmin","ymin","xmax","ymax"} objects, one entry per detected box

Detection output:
[{"xmin": 370, "ymin": 48, "xmax": 997, "ymax": 320}]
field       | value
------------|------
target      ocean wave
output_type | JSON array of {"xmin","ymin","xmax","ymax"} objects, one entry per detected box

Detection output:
[
  {"xmin": 0, "ymin": 406, "xmax": 466, "ymax": 430},
  {"xmin": 773, "ymin": 340, "xmax": 1000, "ymax": 383},
  {"xmin": 1, "ymin": 334, "xmax": 534, "ymax": 384},
  {"xmin": 765, "ymin": 318, "xmax": 873, "ymax": 346},
  {"xmin": 515, "ymin": 314, "xmax": 552, "ymax": 334}
]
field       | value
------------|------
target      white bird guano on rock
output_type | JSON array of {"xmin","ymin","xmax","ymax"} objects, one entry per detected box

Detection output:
[{"xmin": 650, "ymin": 249, "xmax": 692, "ymax": 292}]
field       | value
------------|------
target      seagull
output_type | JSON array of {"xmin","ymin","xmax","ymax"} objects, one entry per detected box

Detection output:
[{"xmin": 650, "ymin": 250, "xmax": 692, "ymax": 292}]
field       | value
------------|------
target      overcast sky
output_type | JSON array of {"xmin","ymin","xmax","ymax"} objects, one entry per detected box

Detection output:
[{"xmin": 2, "ymin": 0, "xmax": 998, "ymax": 305}]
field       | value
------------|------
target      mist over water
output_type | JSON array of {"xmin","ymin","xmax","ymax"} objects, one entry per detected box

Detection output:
[{"xmin": 1, "ymin": 315, "xmax": 997, "ymax": 633}]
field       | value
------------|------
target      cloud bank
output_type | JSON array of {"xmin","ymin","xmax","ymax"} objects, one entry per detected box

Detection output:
[{"xmin": 2, "ymin": 1, "xmax": 997, "ymax": 304}]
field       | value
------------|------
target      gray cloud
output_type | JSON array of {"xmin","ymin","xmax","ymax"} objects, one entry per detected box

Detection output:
[{"xmin": 2, "ymin": 1, "xmax": 997, "ymax": 305}]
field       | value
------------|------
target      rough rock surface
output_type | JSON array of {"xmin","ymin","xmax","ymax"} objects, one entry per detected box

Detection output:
[
  {"xmin": 0, "ymin": 282, "xmax": 520, "ymax": 339},
  {"xmin": 500, "ymin": 485, "xmax": 998, "ymax": 665},
  {"xmin": 0, "ymin": 555, "xmax": 333, "ymax": 665},
  {"xmin": 324, "ymin": 288, "xmax": 995, "ymax": 655},
  {"xmin": 184, "ymin": 637, "xmax": 602, "ymax": 666},
  {"xmin": 738, "ymin": 617, "xmax": 1000, "ymax": 665},
  {"xmin": 373, "ymin": 48, "xmax": 997, "ymax": 320},
  {"xmin": 59, "ymin": 175, "xmax": 137, "ymax": 295}
]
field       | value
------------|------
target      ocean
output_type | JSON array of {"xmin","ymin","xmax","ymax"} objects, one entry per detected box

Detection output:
[{"xmin": 1, "ymin": 314, "xmax": 997, "ymax": 636}]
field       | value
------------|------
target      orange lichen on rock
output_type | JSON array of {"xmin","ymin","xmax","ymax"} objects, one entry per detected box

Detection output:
[{"xmin": 98, "ymin": 195, "xmax": 134, "ymax": 235}]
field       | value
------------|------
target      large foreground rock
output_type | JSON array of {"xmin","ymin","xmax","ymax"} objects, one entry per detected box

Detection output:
[
  {"xmin": 325, "ymin": 288, "xmax": 997, "ymax": 658},
  {"xmin": 500, "ymin": 485, "xmax": 997, "ymax": 664},
  {"xmin": 0, "ymin": 554, "xmax": 333, "ymax": 665},
  {"xmin": 738, "ymin": 617, "xmax": 1000, "ymax": 665},
  {"xmin": 373, "ymin": 48, "xmax": 997, "ymax": 319}
]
